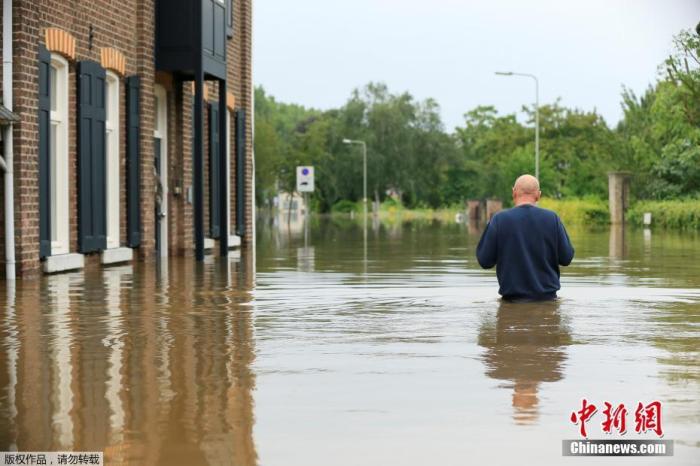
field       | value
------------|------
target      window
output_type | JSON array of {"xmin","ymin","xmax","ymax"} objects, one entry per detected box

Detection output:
[
  {"xmin": 105, "ymin": 71, "xmax": 120, "ymax": 249},
  {"xmin": 49, "ymin": 54, "xmax": 69, "ymax": 255}
]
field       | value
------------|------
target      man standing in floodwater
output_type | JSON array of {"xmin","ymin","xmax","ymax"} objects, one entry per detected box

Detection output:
[{"xmin": 476, "ymin": 174, "xmax": 575, "ymax": 301}]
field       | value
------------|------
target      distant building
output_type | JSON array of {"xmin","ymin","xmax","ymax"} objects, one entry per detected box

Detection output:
[
  {"xmin": 275, "ymin": 191, "xmax": 307, "ymax": 234},
  {"xmin": 0, "ymin": 0, "xmax": 254, "ymax": 277},
  {"xmin": 276, "ymin": 191, "xmax": 307, "ymax": 215}
]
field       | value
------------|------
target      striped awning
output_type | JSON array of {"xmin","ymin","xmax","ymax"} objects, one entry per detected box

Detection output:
[{"xmin": 0, "ymin": 104, "xmax": 18, "ymax": 124}]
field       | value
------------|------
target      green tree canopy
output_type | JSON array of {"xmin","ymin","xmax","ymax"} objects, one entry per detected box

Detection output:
[{"xmin": 254, "ymin": 26, "xmax": 700, "ymax": 210}]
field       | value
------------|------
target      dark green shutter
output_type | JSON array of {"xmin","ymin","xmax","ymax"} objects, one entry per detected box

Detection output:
[
  {"xmin": 235, "ymin": 108, "xmax": 246, "ymax": 237},
  {"xmin": 226, "ymin": 0, "xmax": 234, "ymax": 38},
  {"xmin": 209, "ymin": 102, "xmax": 221, "ymax": 238},
  {"xmin": 126, "ymin": 76, "xmax": 141, "ymax": 247},
  {"xmin": 77, "ymin": 60, "xmax": 107, "ymax": 253},
  {"xmin": 38, "ymin": 45, "xmax": 52, "ymax": 258}
]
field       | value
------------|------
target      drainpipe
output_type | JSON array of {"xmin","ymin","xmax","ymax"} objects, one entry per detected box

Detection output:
[{"xmin": 2, "ymin": 0, "xmax": 16, "ymax": 280}]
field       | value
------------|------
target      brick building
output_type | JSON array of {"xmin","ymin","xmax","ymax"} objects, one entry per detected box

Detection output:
[{"xmin": 0, "ymin": 0, "xmax": 254, "ymax": 278}]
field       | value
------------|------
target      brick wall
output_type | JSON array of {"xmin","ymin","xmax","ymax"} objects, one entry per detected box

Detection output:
[
  {"xmin": 12, "ymin": 0, "xmax": 42, "ymax": 276},
  {"xmin": 178, "ymin": 82, "xmax": 194, "ymax": 256},
  {"xmin": 8, "ymin": 0, "xmax": 155, "ymax": 276},
  {"xmin": 236, "ymin": 0, "xmax": 255, "ymax": 245},
  {"xmin": 2, "ymin": 0, "xmax": 254, "ymax": 277},
  {"xmin": 135, "ymin": 0, "xmax": 156, "ymax": 260}
]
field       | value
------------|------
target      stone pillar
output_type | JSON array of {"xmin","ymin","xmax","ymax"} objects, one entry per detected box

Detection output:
[
  {"xmin": 467, "ymin": 200, "xmax": 482, "ymax": 222},
  {"xmin": 486, "ymin": 199, "xmax": 503, "ymax": 220},
  {"xmin": 608, "ymin": 172, "xmax": 631, "ymax": 225}
]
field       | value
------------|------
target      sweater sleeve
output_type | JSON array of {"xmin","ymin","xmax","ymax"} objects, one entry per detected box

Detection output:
[
  {"xmin": 557, "ymin": 216, "xmax": 575, "ymax": 266},
  {"xmin": 476, "ymin": 218, "xmax": 498, "ymax": 269}
]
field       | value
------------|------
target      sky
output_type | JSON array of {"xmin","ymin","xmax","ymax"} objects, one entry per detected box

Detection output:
[{"xmin": 253, "ymin": 0, "xmax": 700, "ymax": 131}]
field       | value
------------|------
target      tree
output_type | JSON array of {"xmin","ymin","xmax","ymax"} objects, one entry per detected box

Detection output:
[
  {"xmin": 254, "ymin": 26, "xmax": 700, "ymax": 211},
  {"xmin": 618, "ymin": 35, "xmax": 700, "ymax": 201},
  {"xmin": 665, "ymin": 26, "xmax": 700, "ymax": 126}
]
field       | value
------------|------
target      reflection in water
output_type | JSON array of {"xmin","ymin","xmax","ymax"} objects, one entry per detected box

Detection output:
[
  {"xmin": 48, "ymin": 273, "xmax": 79, "ymax": 449},
  {"xmin": 609, "ymin": 224, "xmax": 626, "ymax": 259},
  {"xmin": 643, "ymin": 228, "xmax": 652, "ymax": 258},
  {"xmin": 467, "ymin": 219, "xmax": 482, "ymax": 237},
  {"xmin": 2, "ymin": 219, "xmax": 700, "ymax": 465},
  {"xmin": 0, "ymin": 254, "xmax": 257, "ymax": 466},
  {"xmin": 478, "ymin": 300, "xmax": 571, "ymax": 425},
  {"xmin": 297, "ymin": 247, "xmax": 315, "ymax": 273},
  {"xmin": 0, "ymin": 280, "xmax": 18, "ymax": 450}
]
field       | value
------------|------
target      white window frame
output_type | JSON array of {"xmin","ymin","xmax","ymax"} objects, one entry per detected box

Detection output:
[
  {"xmin": 154, "ymin": 85, "xmax": 168, "ymax": 257},
  {"xmin": 105, "ymin": 71, "xmax": 120, "ymax": 249},
  {"xmin": 49, "ymin": 54, "xmax": 69, "ymax": 256}
]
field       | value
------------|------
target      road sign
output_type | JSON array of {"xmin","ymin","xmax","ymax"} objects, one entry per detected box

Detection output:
[{"xmin": 296, "ymin": 166, "xmax": 314, "ymax": 192}]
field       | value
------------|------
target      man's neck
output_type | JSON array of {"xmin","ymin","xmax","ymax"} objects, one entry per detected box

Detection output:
[{"xmin": 514, "ymin": 199, "xmax": 537, "ymax": 207}]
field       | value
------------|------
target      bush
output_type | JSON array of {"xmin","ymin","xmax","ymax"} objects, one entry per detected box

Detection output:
[
  {"xmin": 381, "ymin": 197, "xmax": 401, "ymax": 208},
  {"xmin": 628, "ymin": 200, "xmax": 700, "ymax": 229},
  {"xmin": 538, "ymin": 197, "xmax": 609, "ymax": 225},
  {"xmin": 331, "ymin": 199, "xmax": 360, "ymax": 213}
]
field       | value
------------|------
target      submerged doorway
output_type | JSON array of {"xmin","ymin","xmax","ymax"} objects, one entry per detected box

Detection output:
[{"xmin": 154, "ymin": 85, "xmax": 168, "ymax": 258}]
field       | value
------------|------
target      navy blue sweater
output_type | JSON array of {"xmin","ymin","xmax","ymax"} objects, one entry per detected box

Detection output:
[{"xmin": 476, "ymin": 204, "xmax": 575, "ymax": 301}]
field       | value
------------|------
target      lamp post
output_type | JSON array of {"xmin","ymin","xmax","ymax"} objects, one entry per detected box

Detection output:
[
  {"xmin": 343, "ymin": 138, "xmax": 369, "ymax": 272},
  {"xmin": 342, "ymin": 139, "xmax": 368, "ymax": 219},
  {"xmin": 495, "ymin": 71, "xmax": 539, "ymax": 180}
]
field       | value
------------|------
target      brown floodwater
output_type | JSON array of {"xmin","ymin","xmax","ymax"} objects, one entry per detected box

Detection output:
[{"xmin": 0, "ymin": 217, "xmax": 699, "ymax": 465}]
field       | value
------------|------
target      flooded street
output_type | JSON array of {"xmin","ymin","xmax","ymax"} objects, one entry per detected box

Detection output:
[{"xmin": 1, "ymin": 218, "xmax": 699, "ymax": 465}]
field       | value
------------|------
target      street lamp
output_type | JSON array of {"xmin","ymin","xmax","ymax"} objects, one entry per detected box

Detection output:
[
  {"xmin": 342, "ymin": 138, "xmax": 368, "ymax": 219},
  {"xmin": 343, "ymin": 138, "xmax": 369, "ymax": 272},
  {"xmin": 495, "ymin": 71, "xmax": 540, "ymax": 180}
]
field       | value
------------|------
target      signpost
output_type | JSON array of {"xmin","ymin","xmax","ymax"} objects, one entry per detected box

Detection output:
[
  {"xmin": 296, "ymin": 166, "xmax": 314, "ymax": 193},
  {"xmin": 296, "ymin": 166, "xmax": 314, "ymax": 249}
]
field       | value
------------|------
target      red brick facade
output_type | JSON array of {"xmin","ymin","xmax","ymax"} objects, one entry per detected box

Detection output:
[{"xmin": 0, "ymin": 0, "xmax": 254, "ymax": 277}]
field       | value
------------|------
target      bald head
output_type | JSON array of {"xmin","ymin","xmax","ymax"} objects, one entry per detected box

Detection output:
[{"xmin": 512, "ymin": 174, "xmax": 541, "ymax": 205}]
